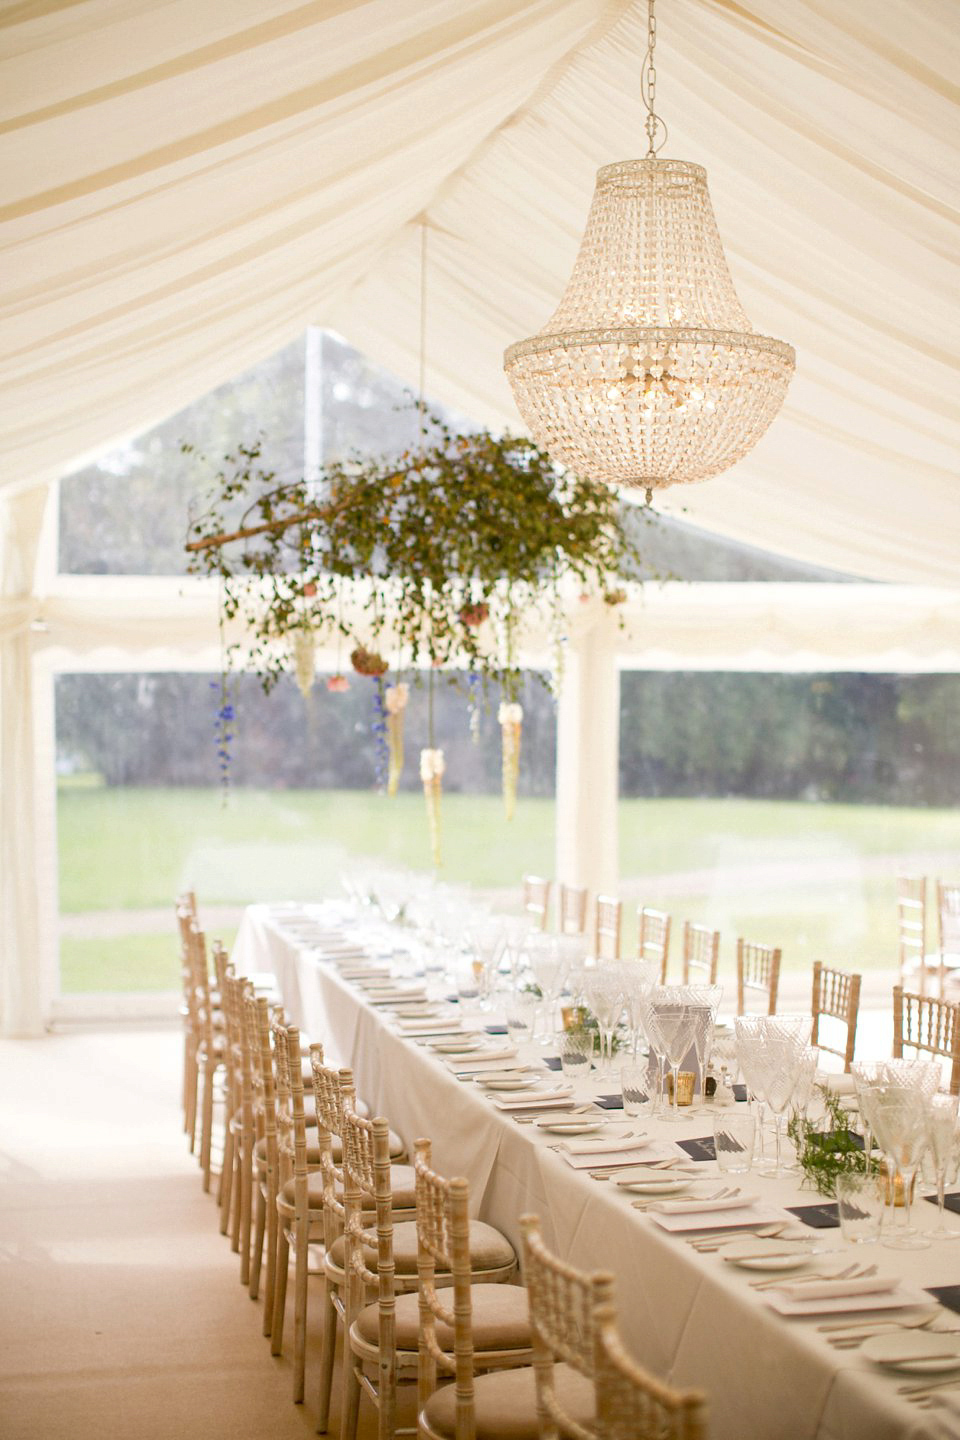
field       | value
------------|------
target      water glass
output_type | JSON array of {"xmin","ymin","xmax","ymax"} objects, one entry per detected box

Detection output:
[
  {"xmin": 619, "ymin": 1061, "xmax": 654, "ymax": 1118},
  {"xmin": 836, "ymin": 1172, "xmax": 885, "ymax": 1244},
  {"xmin": 559, "ymin": 1028, "xmax": 595, "ymax": 1081},
  {"xmin": 713, "ymin": 1112, "xmax": 756, "ymax": 1173}
]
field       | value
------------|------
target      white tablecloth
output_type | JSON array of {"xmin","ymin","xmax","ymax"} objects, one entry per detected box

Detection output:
[{"xmin": 232, "ymin": 903, "xmax": 953, "ymax": 1440}]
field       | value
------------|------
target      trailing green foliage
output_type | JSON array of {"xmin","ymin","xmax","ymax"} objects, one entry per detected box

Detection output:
[{"xmin": 788, "ymin": 1086, "xmax": 875, "ymax": 1195}]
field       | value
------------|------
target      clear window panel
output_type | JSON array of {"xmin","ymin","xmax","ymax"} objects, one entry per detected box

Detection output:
[{"xmin": 56, "ymin": 671, "xmax": 555, "ymax": 992}]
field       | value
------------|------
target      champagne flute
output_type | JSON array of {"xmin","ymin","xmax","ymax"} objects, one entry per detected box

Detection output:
[{"xmin": 923, "ymin": 1092, "xmax": 960, "ymax": 1241}]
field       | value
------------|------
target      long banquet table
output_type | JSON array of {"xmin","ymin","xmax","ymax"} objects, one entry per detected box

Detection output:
[{"xmin": 232, "ymin": 902, "xmax": 956, "ymax": 1440}]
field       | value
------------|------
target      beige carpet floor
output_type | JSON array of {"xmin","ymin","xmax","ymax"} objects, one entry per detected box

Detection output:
[{"xmin": 0, "ymin": 1025, "xmax": 415, "ymax": 1440}]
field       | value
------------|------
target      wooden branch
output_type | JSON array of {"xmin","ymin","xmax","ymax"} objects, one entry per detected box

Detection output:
[{"xmin": 185, "ymin": 499, "xmax": 344, "ymax": 554}]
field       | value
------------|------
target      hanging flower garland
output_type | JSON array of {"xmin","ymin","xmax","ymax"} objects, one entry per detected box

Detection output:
[
  {"xmin": 384, "ymin": 682, "xmax": 409, "ymax": 796},
  {"xmin": 184, "ymin": 413, "xmax": 643, "ymax": 820}
]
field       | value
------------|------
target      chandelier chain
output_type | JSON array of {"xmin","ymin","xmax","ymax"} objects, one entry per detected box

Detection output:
[{"xmin": 642, "ymin": 0, "xmax": 667, "ymax": 157}]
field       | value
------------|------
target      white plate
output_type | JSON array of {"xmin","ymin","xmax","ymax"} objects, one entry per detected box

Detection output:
[
  {"xmin": 429, "ymin": 1037, "xmax": 484, "ymax": 1053},
  {"xmin": 533, "ymin": 1119, "xmax": 607, "ymax": 1136},
  {"xmin": 615, "ymin": 1175, "xmax": 693, "ymax": 1196},
  {"xmin": 861, "ymin": 1330, "xmax": 960, "ymax": 1373},
  {"xmin": 721, "ymin": 1238, "xmax": 815, "ymax": 1271},
  {"xmin": 479, "ymin": 1075, "xmax": 543, "ymax": 1091},
  {"xmin": 765, "ymin": 1285, "xmax": 928, "ymax": 1318}
]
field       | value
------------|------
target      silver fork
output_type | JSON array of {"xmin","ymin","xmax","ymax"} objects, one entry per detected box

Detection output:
[
  {"xmin": 749, "ymin": 1261, "xmax": 870, "ymax": 1292},
  {"xmin": 631, "ymin": 1185, "xmax": 738, "ymax": 1211},
  {"xmin": 688, "ymin": 1223, "xmax": 791, "ymax": 1252}
]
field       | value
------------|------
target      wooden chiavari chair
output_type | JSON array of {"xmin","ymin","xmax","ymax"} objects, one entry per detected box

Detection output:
[
  {"xmin": 735, "ymin": 939, "xmax": 781, "ymax": 1016},
  {"xmin": 811, "ymin": 962, "xmax": 861, "ymax": 1072},
  {"xmin": 338, "ymin": 1110, "xmax": 517, "ymax": 1440},
  {"xmin": 638, "ymin": 907, "xmax": 671, "ymax": 983},
  {"xmin": 522, "ymin": 874, "xmax": 552, "ymax": 931},
  {"xmin": 594, "ymin": 895, "xmax": 622, "ymax": 960},
  {"xmin": 414, "ymin": 1137, "xmax": 533, "ymax": 1440},
  {"xmin": 216, "ymin": 963, "xmax": 251, "ymax": 1240},
  {"xmin": 893, "ymin": 986, "xmax": 960, "ymax": 1095},
  {"xmin": 682, "ymin": 923, "xmax": 719, "ymax": 987},
  {"xmin": 593, "ymin": 1303, "xmax": 708, "ymax": 1440},
  {"xmin": 247, "ymin": 993, "xmax": 280, "ymax": 1327},
  {"xmin": 312, "ymin": 1054, "xmax": 414, "ymax": 1434},
  {"xmin": 558, "ymin": 883, "xmax": 588, "ymax": 936},
  {"xmin": 937, "ymin": 881, "xmax": 960, "ymax": 997},
  {"xmin": 185, "ymin": 919, "xmax": 226, "ymax": 1193},
  {"xmin": 520, "ymin": 1214, "xmax": 614, "ymax": 1440},
  {"xmin": 897, "ymin": 875, "xmax": 930, "ymax": 994},
  {"xmin": 176, "ymin": 896, "xmax": 199, "ymax": 1140}
]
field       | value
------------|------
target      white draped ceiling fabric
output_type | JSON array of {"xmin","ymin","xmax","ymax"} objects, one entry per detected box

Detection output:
[{"xmin": 1, "ymin": 1, "xmax": 958, "ymax": 1032}]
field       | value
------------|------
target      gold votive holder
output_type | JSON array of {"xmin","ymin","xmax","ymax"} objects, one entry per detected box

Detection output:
[
  {"xmin": 561, "ymin": 1005, "xmax": 589, "ymax": 1032},
  {"xmin": 666, "ymin": 1071, "xmax": 695, "ymax": 1106},
  {"xmin": 882, "ymin": 1170, "xmax": 916, "ymax": 1208}
]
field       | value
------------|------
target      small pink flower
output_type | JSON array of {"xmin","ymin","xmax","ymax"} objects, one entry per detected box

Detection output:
[{"xmin": 327, "ymin": 674, "xmax": 350, "ymax": 693}]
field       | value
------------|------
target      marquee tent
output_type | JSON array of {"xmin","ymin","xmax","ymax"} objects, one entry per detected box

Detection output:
[{"xmin": 1, "ymin": 1, "xmax": 958, "ymax": 1033}]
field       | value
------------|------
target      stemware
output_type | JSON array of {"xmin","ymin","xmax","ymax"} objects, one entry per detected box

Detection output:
[
  {"xmin": 756, "ymin": 1035, "xmax": 804, "ymax": 1178},
  {"xmin": 871, "ymin": 1088, "xmax": 930, "ymax": 1250},
  {"xmin": 923, "ymin": 1092, "xmax": 960, "ymax": 1241},
  {"xmin": 621, "ymin": 960, "xmax": 659, "ymax": 1060},
  {"xmin": 582, "ymin": 965, "xmax": 626, "ymax": 1078},
  {"xmin": 652, "ymin": 988, "xmax": 699, "ymax": 1123},
  {"xmin": 686, "ymin": 984, "xmax": 723, "ymax": 1113},
  {"xmin": 527, "ymin": 934, "xmax": 568, "ymax": 1042},
  {"xmin": 467, "ymin": 918, "xmax": 505, "ymax": 1008}
]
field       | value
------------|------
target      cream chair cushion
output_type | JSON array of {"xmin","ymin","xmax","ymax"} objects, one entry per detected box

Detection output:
[
  {"xmin": 280, "ymin": 1163, "xmax": 417, "ymax": 1213},
  {"xmin": 329, "ymin": 1219, "xmax": 515, "ymax": 1277},
  {"xmin": 422, "ymin": 1362, "xmax": 593, "ymax": 1440},
  {"xmin": 353, "ymin": 1282, "xmax": 530, "ymax": 1353}
]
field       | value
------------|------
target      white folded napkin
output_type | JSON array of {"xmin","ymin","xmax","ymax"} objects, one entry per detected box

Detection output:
[
  {"xmin": 776, "ymin": 1275, "xmax": 898, "ymax": 1303},
  {"xmin": 648, "ymin": 1193, "xmax": 757, "ymax": 1215},
  {"xmin": 442, "ymin": 1047, "xmax": 518, "ymax": 1067},
  {"xmin": 560, "ymin": 1133, "xmax": 649, "ymax": 1156},
  {"xmin": 815, "ymin": 1070, "xmax": 856, "ymax": 1097},
  {"xmin": 492, "ymin": 1087, "xmax": 574, "ymax": 1111},
  {"xmin": 559, "ymin": 1143, "xmax": 675, "ymax": 1170},
  {"xmin": 397, "ymin": 1020, "xmax": 465, "ymax": 1035}
]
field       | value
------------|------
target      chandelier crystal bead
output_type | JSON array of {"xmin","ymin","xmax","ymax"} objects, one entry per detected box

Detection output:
[{"xmin": 504, "ymin": 156, "xmax": 795, "ymax": 496}]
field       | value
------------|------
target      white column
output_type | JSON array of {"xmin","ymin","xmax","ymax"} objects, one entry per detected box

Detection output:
[
  {"xmin": 554, "ymin": 605, "xmax": 620, "ymax": 906},
  {"xmin": 0, "ymin": 486, "xmax": 49, "ymax": 1035}
]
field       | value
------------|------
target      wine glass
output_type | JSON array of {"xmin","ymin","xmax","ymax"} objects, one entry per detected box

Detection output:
[
  {"xmin": 756, "ymin": 1035, "xmax": 804, "ymax": 1178},
  {"xmin": 582, "ymin": 966, "xmax": 626, "ymax": 1079},
  {"xmin": 923, "ymin": 1092, "xmax": 960, "ymax": 1241},
  {"xmin": 527, "ymin": 934, "xmax": 568, "ymax": 1042},
  {"xmin": 652, "ymin": 988, "xmax": 699, "ymax": 1123},
  {"xmin": 637, "ymin": 990, "xmax": 669, "ymax": 1114},
  {"xmin": 621, "ymin": 960, "xmax": 659, "ymax": 1060},
  {"xmin": 467, "ymin": 918, "xmax": 505, "ymax": 1009},
  {"xmin": 871, "ymin": 1088, "xmax": 930, "ymax": 1250},
  {"xmin": 686, "ymin": 984, "xmax": 723, "ymax": 1112}
]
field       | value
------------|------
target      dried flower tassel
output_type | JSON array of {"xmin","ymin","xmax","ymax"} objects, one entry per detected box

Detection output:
[
  {"xmin": 420, "ymin": 747, "xmax": 445, "ymax": 868},
  {"xmin": 384, "ymin": 682, "xmax": 409, "ymax": 797},
  {"xmin": 498, "ymin": 701, "xmax": 523, "ymax": 821},
  {"xmin": 292, "ymin": 630, "xmax": 315, "ymax": 699}
]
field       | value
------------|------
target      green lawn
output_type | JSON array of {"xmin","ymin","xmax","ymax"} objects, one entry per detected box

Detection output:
[{"xmin": 57, "ymin": 786, "xmax": 959, "ymax": 991}]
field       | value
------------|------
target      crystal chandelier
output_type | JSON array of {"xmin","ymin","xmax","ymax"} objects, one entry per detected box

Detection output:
[{"xmin": 504, "ymin": 0, "xmax": 795, "ymax": 502}]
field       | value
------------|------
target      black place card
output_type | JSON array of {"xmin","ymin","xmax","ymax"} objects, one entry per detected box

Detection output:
[
  {"xmin": 594, "ymin": 1093, "xmax": 625, "ymax": 1110},
  {"xmin": 924, "ymin": 1191, "xmax": 960, "ymax": 1214},
  {"xmin": 676, "ymin": 1136, "xmax": 716, "ymax": 1162},
  {"xmin": 732, "ymin": 1083, "xmax": 748, "ymax": 1103},
  {"xmin": 543, "ymin": 1056, "xmax": 562, "ymax": 1071},
  {"xmin": 927, "ymin": 1285, "xmax": 960, "ymax": 1315},
  {"xmin": 484, "ymin": 1024, "xmax": 509, "ymax": 1035},
  {"xmin": 786, "ymin": 1202, "xmax": 840, "ymax": 1230}
]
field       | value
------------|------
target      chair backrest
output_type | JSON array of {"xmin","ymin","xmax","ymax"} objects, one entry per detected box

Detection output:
[
  {"xmin": 523, "ymin": 875, "xmax": 552, "ymax": 931},
  {"xmin": 414, "ymin": 1137, "xmax": 475, "ymax": 1433},
  {"xmin": 309, "ymin": 1044, "xmax": 349, "ymax": 1247},
  {"xmin": 593, "ymin": 1304, "xmax": 708, "ymax": 1440},
  {"xmin": 638, "ymin": 907, "xmax": 671, "ymax": 984},
  {"xmin": 271, "ymin": 1019, "xmax": 308, "ymax": 1199},
  {"xmin": 520, "ymin": 1214, "xmax": 614, "ymax": 1440},
  {"xmin": 938, "ymin": 882, "xmax": 960, "ymax": 959},
  {"xmin": 897, "ymin": 875, "xmax": 927, "ymax": 988},
  {"xmin": 893, "ymin": 986, "xmax": 960, "ymax": 1095},
  {"xmin": 594, "ymin": 896, "xmax": 622, "ymax": 960},
  {"xmin": 341, "ymin": 1100, "xmax": 400, "ymax": 1432},
  {"xmin": 682, "ymin": 923, "xmax": 719, "ymax": 987},
  {"xmin": 185, "ymin": 920, "xmax": 216, "ymax": 1047},
  {"xmin": 735, "ymin": 939, "xmax": 781, "ymax": 1016},
  {"xmin": 810, "ymin": 962, "xmax": 861, "ymax": 1071},
  {"xmin": 559, "ymin": 884, "xmax": 589, "ymax": 937}
]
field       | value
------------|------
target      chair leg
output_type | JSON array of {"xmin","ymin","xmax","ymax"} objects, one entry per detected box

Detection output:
[
  {"xmin": 200, "ymin": 1063, "xmax": 215, "ymax": 1192},
  {"xmin": 263, "ymin": 1191, "xmax": 279, "ymax": 1338},
  {"xmin": 316, "ymin": 1279, "xmax": 338, "ymax": 1433},
  {"xmin": 238, "ymin": 1145, "xmax": 252, "ymax": 1280},
  {"xmin": 340, "ymin": 1356, "xmax": 361, "ymax": 1440},
  {"xmin": 185, "ymin": 1042, "xmax": 199, "ymax": 1151},
  {"xmin": 250, "ymin": 1181, "xmax": 266, "ymax": 1300},
  {"xmin": 271, "ymin": 1224, "xmax": 289, "ymax": 1355},
  {"xmin": 219, "ymin": 1125, "xmax": 235, "ymax": 1233},
  {"xmin": 292, "ymin": 1215, "xmax": 309, "ymax": 1402}
]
